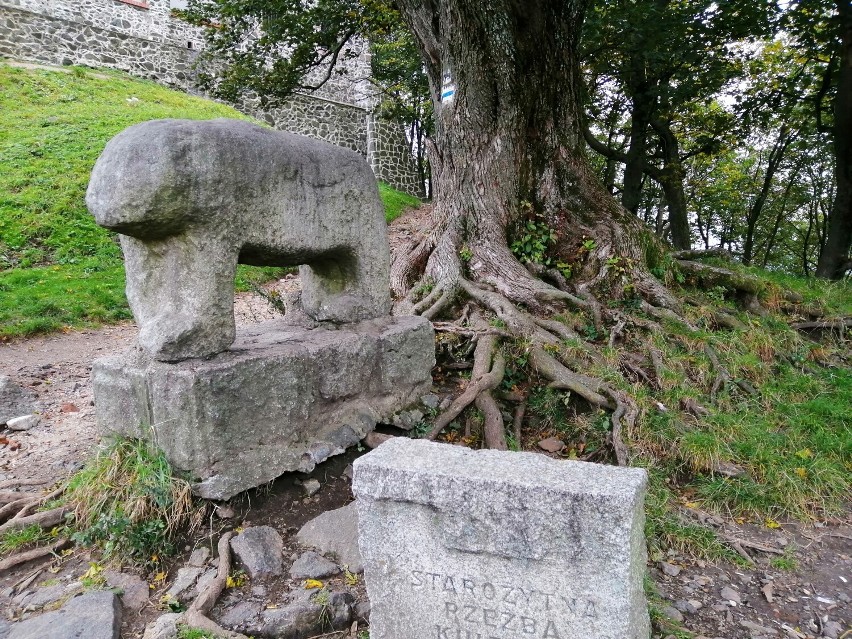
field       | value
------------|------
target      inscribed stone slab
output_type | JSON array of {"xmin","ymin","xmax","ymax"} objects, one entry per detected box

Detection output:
[{"xmin": 353, "ymin": 438, "xmax": 650, "ymax": 639}]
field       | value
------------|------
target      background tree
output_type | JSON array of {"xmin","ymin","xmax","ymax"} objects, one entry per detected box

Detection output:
[{"xmin": 581, "ymin": 0, "xmax": 777, "ymax": 250}]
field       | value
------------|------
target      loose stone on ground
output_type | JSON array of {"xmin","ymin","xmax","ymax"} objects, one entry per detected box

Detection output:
[{"xmin": 230, "ymin": 526, "xmax": 285, "ymax": 579}]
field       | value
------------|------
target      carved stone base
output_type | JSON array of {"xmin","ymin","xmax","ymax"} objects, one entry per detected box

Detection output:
[{"xmin": 92, "ymin": 316, "xmax": 434, "ymax": 499}]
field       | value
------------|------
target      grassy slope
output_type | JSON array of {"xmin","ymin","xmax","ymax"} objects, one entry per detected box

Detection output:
[{"xmin": 0, "ymin": 64, "xmax": 419, "ymax": 338}]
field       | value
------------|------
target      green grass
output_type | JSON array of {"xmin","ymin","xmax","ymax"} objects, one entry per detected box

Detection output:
[
  {"xmin": 0, "ymin": 64, "xmax": 420, "ymax": 339},
  {"xmin": 379, "ymin": 181, "xmax": 422, "ymax": 223},
  {"xmin": 0, "ymin": 524, "xmax": 53, "ymax": 555},
  {"xmin": 176, "ymin": 627, "xmax": 218, "ymax": 639}
]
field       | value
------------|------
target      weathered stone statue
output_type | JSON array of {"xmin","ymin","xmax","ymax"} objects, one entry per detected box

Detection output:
[
  {"xmin": 87, "ymin": 119, "xmax": 434, "ymax": 499},
  {"xmin": 87, "ymin": 118, "xmax": 391, "ymax": 361}
]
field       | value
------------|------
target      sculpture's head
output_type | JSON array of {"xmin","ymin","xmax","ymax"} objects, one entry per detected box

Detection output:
[{"xmin": 86, "ymin": 119, "xmax": 204, "ymax": 240}]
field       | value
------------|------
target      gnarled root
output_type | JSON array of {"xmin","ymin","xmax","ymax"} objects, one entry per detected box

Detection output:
[
  {"xmin": 428, "ymin": 323, "xmax": 506, "ymax": 443},
  {"xmin": 181, "ymin": 531, "xmax": 248, "ymax": 639},
  {"xmin": 0, "ymin": 538, "xmax": 72, "ymax": 576}
]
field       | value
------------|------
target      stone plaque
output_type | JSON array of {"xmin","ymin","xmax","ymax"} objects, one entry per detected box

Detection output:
[{"xmin": 353, "ymin": 438, "xmax": 650, "ymax": 639}]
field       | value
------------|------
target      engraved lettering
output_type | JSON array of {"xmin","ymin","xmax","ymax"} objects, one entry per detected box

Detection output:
[
  {"xmin": 429, "ymin": 572, "xmax": 442, "ymax": 588},
  {"xmin": 583, "ymin": 601, "xmax": 598, "ymax": 618},
  {"xmin": 435, "ymin": 625, "xmax": 451, "ymax": 639},
  {"xmin": 540, "ymin": 591, "xmax": 555, "ymax": 611},
  {"xmin": 411, "ymin": 570, "xmax": 424, "ymax": 588},
  {"xmin": 444, "ymin": 601, "xmax": 458, "ymax": 619},
  {"xmin": 521, "ymin": 616, "xmax": 536, "ymax": 634},
  {"xmin": 515, "ymin": 587, "xmax": 533, "ymax": 606},
  {"xmin": 483, "ymin": 608, "xmax": 498, "ymax": 627},
  {"xmin": 444, "ymin": 576, "xmax": 457, "ymax": 594},
  {"xmin": 560, "ymin": 596, "xmax": 577, "ymax": 614},
  {"xmin": 543, "ymin": 620, "xmax": 563, "ymax": 638},
  {"xmin": 462, "ymin": 578, "xmax": 475, "ymax": 596},
  {"xmin": 500, "ymin": 611, "xmax": 517, "ymax": 630},
  {"xmin": 463, "ymin": 604, "xmax": 477, "ymax": 623},
  {"xmin": 482, "ymin": 582, "xmax": 496, "ymax": 600},
  {"xmin": 501, "ymin": 585, "xmax": 517, "ymax": 605}
]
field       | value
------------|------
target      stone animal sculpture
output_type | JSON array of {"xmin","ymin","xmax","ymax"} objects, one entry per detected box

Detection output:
[{"xmin": 87, "ymin": 119, "xmax": 391, "ymax": 361}]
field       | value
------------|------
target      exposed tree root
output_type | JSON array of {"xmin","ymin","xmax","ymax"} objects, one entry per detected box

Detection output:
[
  {"xmin": 181, "ymin": 531, "xmax": 248, "ymax": 639},
  {"xmin": 427, "ymin": 326, "xmax": 506, "ymax": 441},
  {"xmin": 791, "ymin": 318, "xmax": 852, "ymax": 332},
  {"xmin": 0, "ymin": 538, "xmax": 72, "ymax": 575},
  {"xmin": 0, "ymin": 486, "xmax": 65, "ymax": 526},
  {"xmin": 0, "ymin": 505, "xmax": 71, "ymax": 534}
]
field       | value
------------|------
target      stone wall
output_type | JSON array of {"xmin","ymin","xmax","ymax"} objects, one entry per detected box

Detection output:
[
  {"xmin": 0, "ymin": 0, "xmax": 425, "ymax": 196},
  {"xmin": 368, "ymin": 117, "xmax": 426, "ymax": 198}
]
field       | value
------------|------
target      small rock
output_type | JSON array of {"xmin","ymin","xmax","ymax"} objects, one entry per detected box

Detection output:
[
  {"xmin": 290, "ymin": 551, "xmax": 341, "ymax": 579},
  {"xmin": 342, "ymin": 464, "xmax": 354, "ymax": 480},
  {"xmin": 302, "ymin": 479, "xmax": 321, "ymax": 497},
  {"xmin": 364, "ymin": 432, "xmax": 394, "ymax": 449},
  {"xmin": 739, "ymin": 619, "xmax": 778, "ymax": 636},
  {"xmin": 0, "ymin": 376, "xmax": 36, "ymax": 424},
  {"xmin": 217, "ymin": 600, "xmax": 262, "ymax": 628},
  {"xmin": 392, "ymin": 409, "xmax": 425, "ymax": 430},
  {"xmin": 187, "ymin": 547, "xmax": 210, "ymax": 567},
  {"xmin": 762, "ymin": 582, "xmax": 774, "ymax": 603},
  {"xmin": 6, "ymin": 415, "xmax": 40, "ymax": 432},
  {"xmin": 296, "ymin": 502, "xmax": 363, "ymax": 573},
  {"xmin": 104, "ymin": 570, "xmax": 149, "ymax": 614},
  {"xmin": 721, "ymin": 585, "xmax": 742, "ymax": 604},
  {"xmin": 662, "ymin": 605, "xmax": 684, "ymax": 623},
  {"xmin": 822, "ymin": 621, "xmax": 843, "ymax": 639},
  {"xmin": 250, "ymin": 585, "xmax": 267, "ymax": 598},
  {"xmin": 9, "ymin": 591, "xmax": 121, "ymax": 639},
  {"xmin": 354, "ymin": 600, "xmax": 370, "ymax": 623},
  {"xmin": 537, "ymin": 437, "xmax": 565, "ymax": 453},
  {"xmin": 214, "ymin": 504, "xmax": 235, "ymax": 519},
  {"xmin": 59, "ymin": 402, "xmax": 79, "ymax": 413},
  {"xmin": 420, "ymin": 394, "xmax": 440, "ymax": 410},
  {"xmin": 19, "ymin": 581, "xmax": 83, "ymax": 610},
  {"xmin": 141, "ymin": 612, "xmax": 181, "ymax": 639},
  {"xmin": 230, "ymin": 526, "xmax": 285, "ymax": 578},
  {"xmin": 674, "ymin": 599, "xmax": 698, "ymax": 615},
  {"xmin": 165, "ymin": 566, "xmax": 203, "ymax": 603},
  {"xmin": 687, "ymin": 599, "xmax": 703, "ymax": 611},
  {"xmin": 660, "ymin": 561, "xmax": 681, "ymax": 577}
]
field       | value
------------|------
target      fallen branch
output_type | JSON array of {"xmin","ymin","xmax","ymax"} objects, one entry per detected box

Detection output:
[{"xmin": 0, "ymin": 538, "xmax": 71, "ymax": 575}]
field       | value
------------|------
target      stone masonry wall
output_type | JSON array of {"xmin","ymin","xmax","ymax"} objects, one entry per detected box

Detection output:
[
  {"xmin": 0, "ymin": 0, "xmax": 424, "ymax": 196},
  {"xmin": 368, "ymin": 117, "xmax": 426, "ymax": 198}
]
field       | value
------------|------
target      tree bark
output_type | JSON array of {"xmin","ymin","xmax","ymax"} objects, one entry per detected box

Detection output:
[
  {"xmin": 396, "ymin": 0, "xmax": 666, "ymax": 307},
  {"xmin": 816, "ymin": 0, "xmax": 852, "ymax": 279},
  {"xmin": 651, "ymin": 118, "xmax": 691, "ymax": 250}
]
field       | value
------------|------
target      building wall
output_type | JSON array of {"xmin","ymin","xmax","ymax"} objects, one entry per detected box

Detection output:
[{"xmin": 0, "ymin": 0, "xmax": 423, "ymax": 196}]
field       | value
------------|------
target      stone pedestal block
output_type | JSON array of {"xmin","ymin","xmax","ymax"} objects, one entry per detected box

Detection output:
[
  {"xmin": 353, "ymin": 438, "xmax": 650, "ymax": 639},
  {"xmin": 93, "ymin": 317, "xmax": 434, "ymax": 499}
]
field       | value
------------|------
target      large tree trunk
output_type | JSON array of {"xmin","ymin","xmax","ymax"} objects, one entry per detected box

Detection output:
[
  {"xmin": 395, "ymin": 0, "xmax": 664, "ymax": 306},
  {"xmin": 816, "ymin": 0, "xmax": 852, "ymax": 280}
]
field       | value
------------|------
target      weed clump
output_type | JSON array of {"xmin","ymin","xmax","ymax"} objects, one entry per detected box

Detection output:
[{"xmin": 63, "ymin": 438, "xmax": 203, "ymax": 566}]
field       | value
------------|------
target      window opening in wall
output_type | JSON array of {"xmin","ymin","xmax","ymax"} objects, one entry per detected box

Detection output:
[{"xmin": 187, "ymin": 41, "xmax": 193, "ymax": 49}]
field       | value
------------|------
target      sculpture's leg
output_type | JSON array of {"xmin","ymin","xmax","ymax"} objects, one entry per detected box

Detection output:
[
  {"xmin": 300, "ymin": 227, "xmax": 392, "ymax": 323},
  {"xmin": 121, "ymin": 233, "xmax": 239, "ymax": 361}
]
